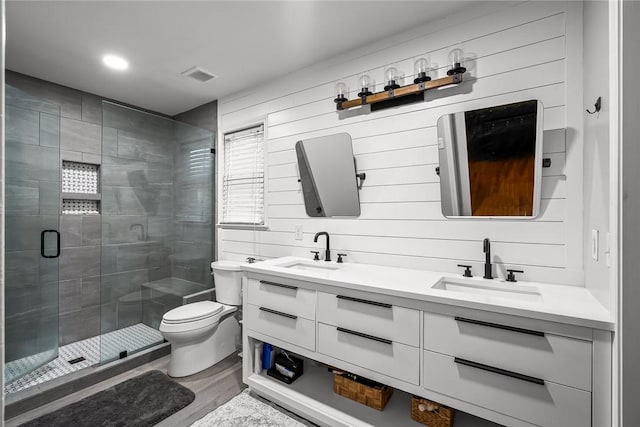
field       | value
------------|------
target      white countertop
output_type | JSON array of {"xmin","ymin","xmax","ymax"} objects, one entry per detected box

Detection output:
[{"xmin": 243, "ymin": 256, "xmax": 614, "ymax": 331}]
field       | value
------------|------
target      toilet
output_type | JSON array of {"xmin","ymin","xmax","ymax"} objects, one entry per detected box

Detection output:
[{"xmin": 159, "ymin": 260, "xmax": 243, "ymax": 377}]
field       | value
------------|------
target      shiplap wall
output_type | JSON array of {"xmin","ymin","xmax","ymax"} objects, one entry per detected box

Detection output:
[{"xmin": 218, "ymin": 1, "xmax": 586, "ymax": 286}]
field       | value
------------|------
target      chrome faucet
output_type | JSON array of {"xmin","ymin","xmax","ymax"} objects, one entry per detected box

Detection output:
[
  {"xmin": 314, "ymin": 232, "xmax": 331, "ymax": 262},
  {"xmin": 483, "ymin": 238, "xmax": 493, "ymax": 279}
]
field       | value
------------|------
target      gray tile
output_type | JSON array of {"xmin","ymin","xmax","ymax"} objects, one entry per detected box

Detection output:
[
  {"xmin": 82, "ymin": 153, "xmax": 101, "ymax": 165},
  {"xmin": 59, "ymin": 306, "xmax": 100, "ymax": 345},
  {"xmin": 60, "ymin": 245, "xmax": 100, "ymax": 280},
  {"xmin": 5, "ymin": 281, "xmax": 58, "ymax": 319},
  {"xmin": 5, "ymin": 215, "xmax": 41, "ymax": 251},
  {"xmin": 82, "ymin": 215, "xmax": 102, "ymax": 246},
  {"xmin": 102, "ymin": 127, "xmax": 118, "ymax": 157},
  {"xmin": 6, "ymin": 105, "xmax": 39, "ymax": 146},
  {"xmin": 148, "ymin": 217, "xmax": 173, "ymax": 242},
  {"xmin": 60, "ymin": 118, "xmax": 101, "ymax": 155},
  {"xmin": 5, "ymin": 181, "xmax": 39, "ymax": 215},
  {"xmin": 174, "ymin": 183, "xmax": 211, "ymax": 220},
  {"xmin": 101, "ymin": 156, "xmax": 172, "ymax": 187},
  {"xmin": 81, "ymin": 93, "xmax": 103, "ymax": 125},
  {"xmin": 179, "ymin": 221, "xmax": 212, "ymax": 244},
  {"xmin": 115, "ymin": 242, "xmax": 170, "ymax": 273},
  {"xmin": 39, "ymin": 257, "xmax": 60, "ymax": 285},
  {"xmin": 116, "ymin": 131, "xmax": 172, "ymax": 165},
  {"xmin": 172, "ymin": 241, "xmax": 211, "ymax": 285},
  {"xmin": 7, "ymin": 71, "xmax": 83, "ymax": 120},
  {"xmin": 102, "ymin": 185, "xmax": 172, "ymax": 216},
  {"xmin": 60, "ymin": 149, "xmax": 82, "ymax": 162},
  {"xmin": 59, "ymin": 279, "xmax": 82, "ymax": 314},
  {"xmin": 5, "ymin": 250, "xmax": 40, "ymax": 287},
  {"xmin": 61, "ymin": 215, "xmax": 82, "ymax": 248},
  {"xmin": 100, "ymin": 270, "xmax": 149, "ymax": 304},
  {"xmin": 5, "ymin": 83, "xmax": 60, "ymax": 115},
  {"xmin": 39, "ymin": 113, "xmax": 60, "ymax": 148},
  {"xmin": 173, "ymin": 99, "xmax": 218, "ymax": 133},
  {"xmin": 82, "ymin": 276, "xmax": 101, "ymax": 307},
  {"xmin": 103, "ymin": 102, "xmax": 173, "ymax": 140},
  {"xmin": 40, "ymin": 180, "xmax": 60, "ymax": 215},
  {"xmin": 5, "ymin": 141, "xmax": 59, "ymax": 182},
  {"xmin": 102, "ymin": 215, "xmax": 147, "ymax": 244}
]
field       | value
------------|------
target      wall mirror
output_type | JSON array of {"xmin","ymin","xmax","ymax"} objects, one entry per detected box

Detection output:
[
  {"xmin": 437, "ymin": 99, "xmax": 544, "ymax": 218},
  {"xmin": 295, "ymin": 132, "xmax": 362, "ymax": 217}
]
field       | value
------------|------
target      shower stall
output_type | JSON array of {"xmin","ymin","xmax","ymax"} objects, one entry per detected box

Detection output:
[{"xmin": 4, "ymin": 86, "xmax": 214, "ymax": 396}]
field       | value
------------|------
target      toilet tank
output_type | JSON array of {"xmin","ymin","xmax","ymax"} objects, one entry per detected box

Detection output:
[{"xmin": 211, "ymin": 260, "xmax": 243, "ymax": 305}]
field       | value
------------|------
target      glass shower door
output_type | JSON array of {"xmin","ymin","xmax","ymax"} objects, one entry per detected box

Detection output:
[{"xmin": 4, "ymin": 85, "xmax": 61, "ymax": 383}]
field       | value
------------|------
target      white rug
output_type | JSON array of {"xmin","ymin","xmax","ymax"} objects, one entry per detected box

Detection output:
[{"xmin": 191, "ymin": 389, "xmax": 308, "ymax": 427}]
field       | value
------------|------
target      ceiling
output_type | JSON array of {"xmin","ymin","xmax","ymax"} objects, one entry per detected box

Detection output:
[{"xmin": 6, "ymin": 1, "xmax": 472, "ymax": 116}]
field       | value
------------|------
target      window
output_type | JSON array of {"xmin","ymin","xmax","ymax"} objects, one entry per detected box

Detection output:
[{"xmin": 221, "ymin": 124, "xmax": 265, "ymax": 226}]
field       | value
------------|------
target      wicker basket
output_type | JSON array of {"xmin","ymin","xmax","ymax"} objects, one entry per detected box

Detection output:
[
  {"xmin": 333, "ymin": 374, "xmax": 393, "ymax": 411},
  {"xmin": 411, "ymin": 395, "xmax": 455, "ymax": 427}
]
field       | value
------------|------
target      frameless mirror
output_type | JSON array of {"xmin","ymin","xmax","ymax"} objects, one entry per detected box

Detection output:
[
  {"xmin": 295, "ymin": 132, "xmax": 361, "ymax": 217},
  {"xmin": 437, "ymin": 99, "xmax": 544, "ymax": 218}
]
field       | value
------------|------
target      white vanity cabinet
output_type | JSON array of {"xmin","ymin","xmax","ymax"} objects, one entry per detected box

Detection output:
[
  {"xmin": 317, "ymin": 292, "xmax": 420, "ymax": 384},
  {"xmin": 423, "ymin": 310, "xmax": 593, "ymax": 427},
  {"xmin": 245, "ymin": 276, "xmax": 317, "ymax": 351},
  {"xmin": 242, "ymin": 268, "xmax": 612, "ymax": 427}
]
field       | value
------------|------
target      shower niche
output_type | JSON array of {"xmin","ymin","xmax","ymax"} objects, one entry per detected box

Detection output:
[{"xmin": 61, "ymin": 160, "xmax": 101, "ymax": 215}]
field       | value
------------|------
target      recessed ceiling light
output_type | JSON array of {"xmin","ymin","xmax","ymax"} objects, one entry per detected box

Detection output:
[{"xmin": 102, "ymin": 54, "xmax": 129, "ymax": 71}]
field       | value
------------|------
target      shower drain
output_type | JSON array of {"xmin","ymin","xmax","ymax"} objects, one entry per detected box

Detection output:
[{"xmin": 67, "ymin": 357, "xmax": 86, "ymax": 365}]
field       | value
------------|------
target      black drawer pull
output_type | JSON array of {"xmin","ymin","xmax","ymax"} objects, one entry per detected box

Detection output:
[
  {"xmin": 259, "ymin": 280, "xmax": 298, "ymax": 290},
  {"xmin": 259, "ymin": 307, "xmax": 297, "ymax": 320},
  {"xmin": 454, "ymin": 357, "xmax": 545, "ymax": 385},
  {"xmin": 454, "ymin": 317, "xmax": 544, "ymax": 337},
  {"xmin": 336, "ymin": 295, "xmax": 392, "ymax": 309},
  {"xmin": 336, "ymin": 327, "xmax": 392, "ymax": 345}
]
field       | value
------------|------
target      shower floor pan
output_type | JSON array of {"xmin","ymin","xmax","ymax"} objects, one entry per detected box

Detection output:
[{"xmin": 5, "ymin": 323, "xmax": 163, "ymax": 395}]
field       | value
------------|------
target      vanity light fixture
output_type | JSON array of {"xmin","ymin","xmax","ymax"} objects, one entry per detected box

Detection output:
[
  {"xmin": 334, "ymin": 82, "xmax": 348, "ymax": 103},
  {"xmin": 102, "ymin": 54, "xmax": 129, "ymax": 71},
  {"xmin": 383, "ymin": 66, "xmax": 401, "ymax": 91},
  {"xmin": 335, "ymin": 61, "xmax": 464, "ymax": 112},
  {"xmin": 413, "ymin": 58, "xmax": 432, "ymax": 83},
  {"xmin": 357, "ymin": 74, "xmax": 374, "ymax": 98},
  {"xmin": 447, "ymin": 47, "xmax": 466, "ymax": 76}
]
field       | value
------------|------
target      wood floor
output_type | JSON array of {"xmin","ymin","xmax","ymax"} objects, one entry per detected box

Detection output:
[{"xmin": 5, "ymin": 353, "xmax": 245, "ymax": 427}]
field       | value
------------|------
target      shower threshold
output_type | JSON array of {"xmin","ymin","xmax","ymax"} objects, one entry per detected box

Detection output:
[{"xmin": 5, "ymin": 323, "xmax": 163, "ymax": 395}]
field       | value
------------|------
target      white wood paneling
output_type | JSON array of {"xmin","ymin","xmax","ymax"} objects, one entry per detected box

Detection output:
[{"xmin": 218, "ymin": 2, "xmax": 585, "ymax": 286}]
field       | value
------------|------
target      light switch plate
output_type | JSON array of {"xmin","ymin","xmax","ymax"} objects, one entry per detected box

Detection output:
[
  {"xmin": 294, "ymin": 225, "xmax": 303, "ymax": 240},
  {"xmin": 591, "ymin": 229, "xmax": 599, "ymax": 261}
]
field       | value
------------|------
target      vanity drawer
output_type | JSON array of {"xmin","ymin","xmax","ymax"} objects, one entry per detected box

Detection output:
[
  {"xmin": 247, "ymin": 278, "xmax": 316, "ymax": 320},
  {"xmin": 318, "ymin": 322, "xmax": 419, "ymax": 384},
  {"xmin": 423, "ymin": 312, "xmax": 592, "ymax": 391},
  {"xmin": 318, "ymin": 292, "xmax": 419, "ymax": 347},
  {"xmin": 423, "ymin": 350, "xmax": 591, "ymax": 427},
  {"xmin": 246, "ymin": 303, "xmax": 315, "ymax": 351}
]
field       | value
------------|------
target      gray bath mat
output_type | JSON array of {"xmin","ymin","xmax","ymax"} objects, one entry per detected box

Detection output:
[
  {"xmin": 191, "ymin": 389, "xmax": 309, "ymax": 427},
  {"xmin": 19, "ymin": 370, "xmax": 195, "ymax": 427}
]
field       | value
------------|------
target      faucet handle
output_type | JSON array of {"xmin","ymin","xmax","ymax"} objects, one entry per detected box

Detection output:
[
  {"xmin": 310, "ymin": 251, "xmax": 320, "ymax": 261},
  {"xmin": 506, "ymin": 269, "xmax": 524, "ymax": 282},
  {"xmin": 246, "ymin": 257, "xmax": 256, "ymax": 264},
  {"xmin": 457, "ymin": 264, "xmax": 473, "ymax": 277},
  {"xmin": 337, "ymin": 253, "xmax": 347, "ymax": 263}
]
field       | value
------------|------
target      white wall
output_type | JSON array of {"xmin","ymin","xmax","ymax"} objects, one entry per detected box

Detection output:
[
  {"xmin": 218, "ymin": 1, "xmax": 587, "ymax": 286},
  {"xmin": 583, "ymin": 0, "xmax": 611, "ymax": 310}
]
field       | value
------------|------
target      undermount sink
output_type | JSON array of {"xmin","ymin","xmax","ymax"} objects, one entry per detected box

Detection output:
[
  {"xmin": 432, "ymin": 276, "xmax": 542, "ymax": 303},
  {"xmin": 279, "ymin": 261, "xmax": 342, "ymax": 273}
]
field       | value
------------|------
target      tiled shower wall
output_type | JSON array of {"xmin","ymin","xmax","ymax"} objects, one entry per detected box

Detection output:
[
  {"xmin": 6, "ymin": 71, "xmax": 216, "ymax": 345},
  {"xmin": 7, "ymin": 70, "xmax": 105, "ymax": 346}
]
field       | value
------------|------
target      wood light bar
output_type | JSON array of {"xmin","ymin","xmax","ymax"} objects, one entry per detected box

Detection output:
[{"xmin": 336, "ymin": 73, "xmax": 465, "ymax": 112}]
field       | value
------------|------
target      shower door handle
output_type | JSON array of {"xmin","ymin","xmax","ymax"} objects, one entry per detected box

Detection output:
[{"xmin": 41, "ymin": 230, "xmax": 61, "ymax": 258}]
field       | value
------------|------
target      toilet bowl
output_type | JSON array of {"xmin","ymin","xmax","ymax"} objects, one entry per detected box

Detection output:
[{"xmin": 159, "ymin": 260, "xmax": 243, "ymax": 377}]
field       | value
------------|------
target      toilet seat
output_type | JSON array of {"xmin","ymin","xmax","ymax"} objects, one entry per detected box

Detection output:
[{"xmin": 162, "ymin": 301, "xmax": 223, "ymax": 324}]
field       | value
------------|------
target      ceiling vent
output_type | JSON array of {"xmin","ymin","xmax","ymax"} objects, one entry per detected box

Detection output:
[{"xmin": 181, "ymin": 66, "xmax": 217, "ymax": 83}]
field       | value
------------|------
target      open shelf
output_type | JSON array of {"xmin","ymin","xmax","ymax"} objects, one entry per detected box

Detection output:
[{"xmin": 248, "ymin": 362, "xmax": 502, "ymax": 427}]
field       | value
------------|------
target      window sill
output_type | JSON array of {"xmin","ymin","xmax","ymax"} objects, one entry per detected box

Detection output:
[{"xmin": 217, "ymin": 224, "xmax": 270, "ymax": 231}]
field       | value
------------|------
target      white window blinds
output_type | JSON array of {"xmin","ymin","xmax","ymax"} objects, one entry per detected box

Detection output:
[{"xmin": 222, "ymin": 124, "xmax": 265, "ymax": 225}]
